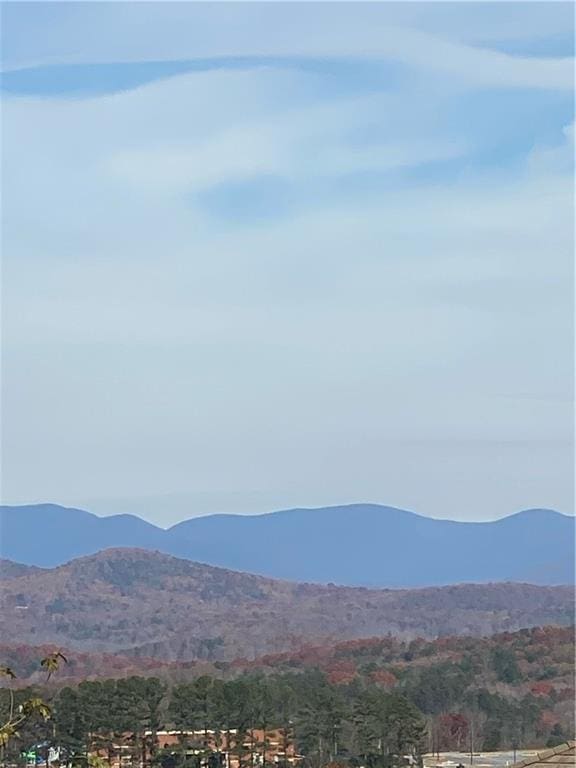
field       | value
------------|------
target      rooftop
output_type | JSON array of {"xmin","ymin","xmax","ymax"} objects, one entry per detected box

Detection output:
[{"xmin": 513, "ymin": 743, "xmax": 576, "ymax": 768}]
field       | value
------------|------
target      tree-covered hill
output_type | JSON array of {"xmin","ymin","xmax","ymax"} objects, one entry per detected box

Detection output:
[
  {"xmin": 1, "ymin": 549, "xmax": 573, "ymax": 660},
  {"xmin": 236, "ymin": 625, "xmax": 575, "ymax": 706}
]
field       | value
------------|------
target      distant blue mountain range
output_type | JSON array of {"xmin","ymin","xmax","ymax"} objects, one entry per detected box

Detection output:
[{"xmin": 0, "ymin": 503, "xmax": 573, "ymax": 587}]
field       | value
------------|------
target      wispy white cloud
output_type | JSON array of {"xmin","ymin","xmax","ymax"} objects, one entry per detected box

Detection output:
[
  {"xmin": 3, "ymin": 67, "xmax": 572, "ymax": 363},
  {"xmin": 2, "ymin": 4, "xmax": 573, "ymax": 90},
  {"xmin": 101, "ymin": 83, "xmax": 469, "ymax": 194}
]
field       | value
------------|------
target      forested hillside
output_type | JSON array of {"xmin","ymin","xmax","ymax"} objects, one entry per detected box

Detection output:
[
  {"xmin": 1, "ymin": 627, "xmax": 573, "ymax": 765},
  {"xmin": 1, "ymin": 549, "xmax": 573, "ymax": 660},
  {"xmin": 236, "ymin": 625, "xmax": 576, "ymax": 746}
]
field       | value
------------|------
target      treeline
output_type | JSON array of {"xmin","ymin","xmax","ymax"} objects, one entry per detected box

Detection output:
[
  {"xmin": 240, "ymin": 627, "xmax": 574, "ymax": 688},
  {"xmin": 1, "ymin": 673, "xmax": 425, "ymax": 768},
  {"xmin": 1, "ymin": 626, "xmax": 572, "ymax": 688},
  {"xmin": 233, "ymin": 626, "xmax": 575, "ymax": 750},
  {"xmin": 1, "ymin": 665, "xmax": 572, "ymax": 768}
]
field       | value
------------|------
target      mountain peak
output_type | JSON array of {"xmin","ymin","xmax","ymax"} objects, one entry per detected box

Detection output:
[{"xmin": 0, "ymin": 559, "xmax": 44, "ymax": 580}]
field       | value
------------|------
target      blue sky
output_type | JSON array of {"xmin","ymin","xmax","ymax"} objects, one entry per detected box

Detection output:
[{"xmin": 1, "ymin": 2, "xmax": 574, "ymax": 526}]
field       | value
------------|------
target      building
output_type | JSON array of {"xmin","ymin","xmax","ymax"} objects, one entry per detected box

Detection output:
[
  {"xmin": 512, "ymin": 743, "xmax": 575, "ymax": 768},
  {"xmin": 90, "ymin": 727, "xmax": 301, "ymax": 768}
]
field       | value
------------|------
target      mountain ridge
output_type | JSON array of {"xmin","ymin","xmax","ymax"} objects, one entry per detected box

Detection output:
[
  {"xmin": 0, "ymin": 502, "xmax": 573, "ymax": 587},
  {"xmin": 0, "ymin": 547, "xmax": 573, "ymax": 662}
]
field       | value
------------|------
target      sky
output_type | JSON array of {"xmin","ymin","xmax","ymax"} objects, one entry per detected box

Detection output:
[{"xmin": 0, "ymin": 2, "xmax": 574, "ymax": 527}]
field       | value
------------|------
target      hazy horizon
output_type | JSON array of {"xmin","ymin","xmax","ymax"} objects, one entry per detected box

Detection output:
[{"xmin": 1, "ymin": 2, "xmax": 574, "ymax": 528}]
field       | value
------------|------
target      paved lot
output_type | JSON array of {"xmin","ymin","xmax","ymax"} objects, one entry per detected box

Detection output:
[{"xmin": 423, "ymin": 751, "xmax": 538, "ymax": 768}]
